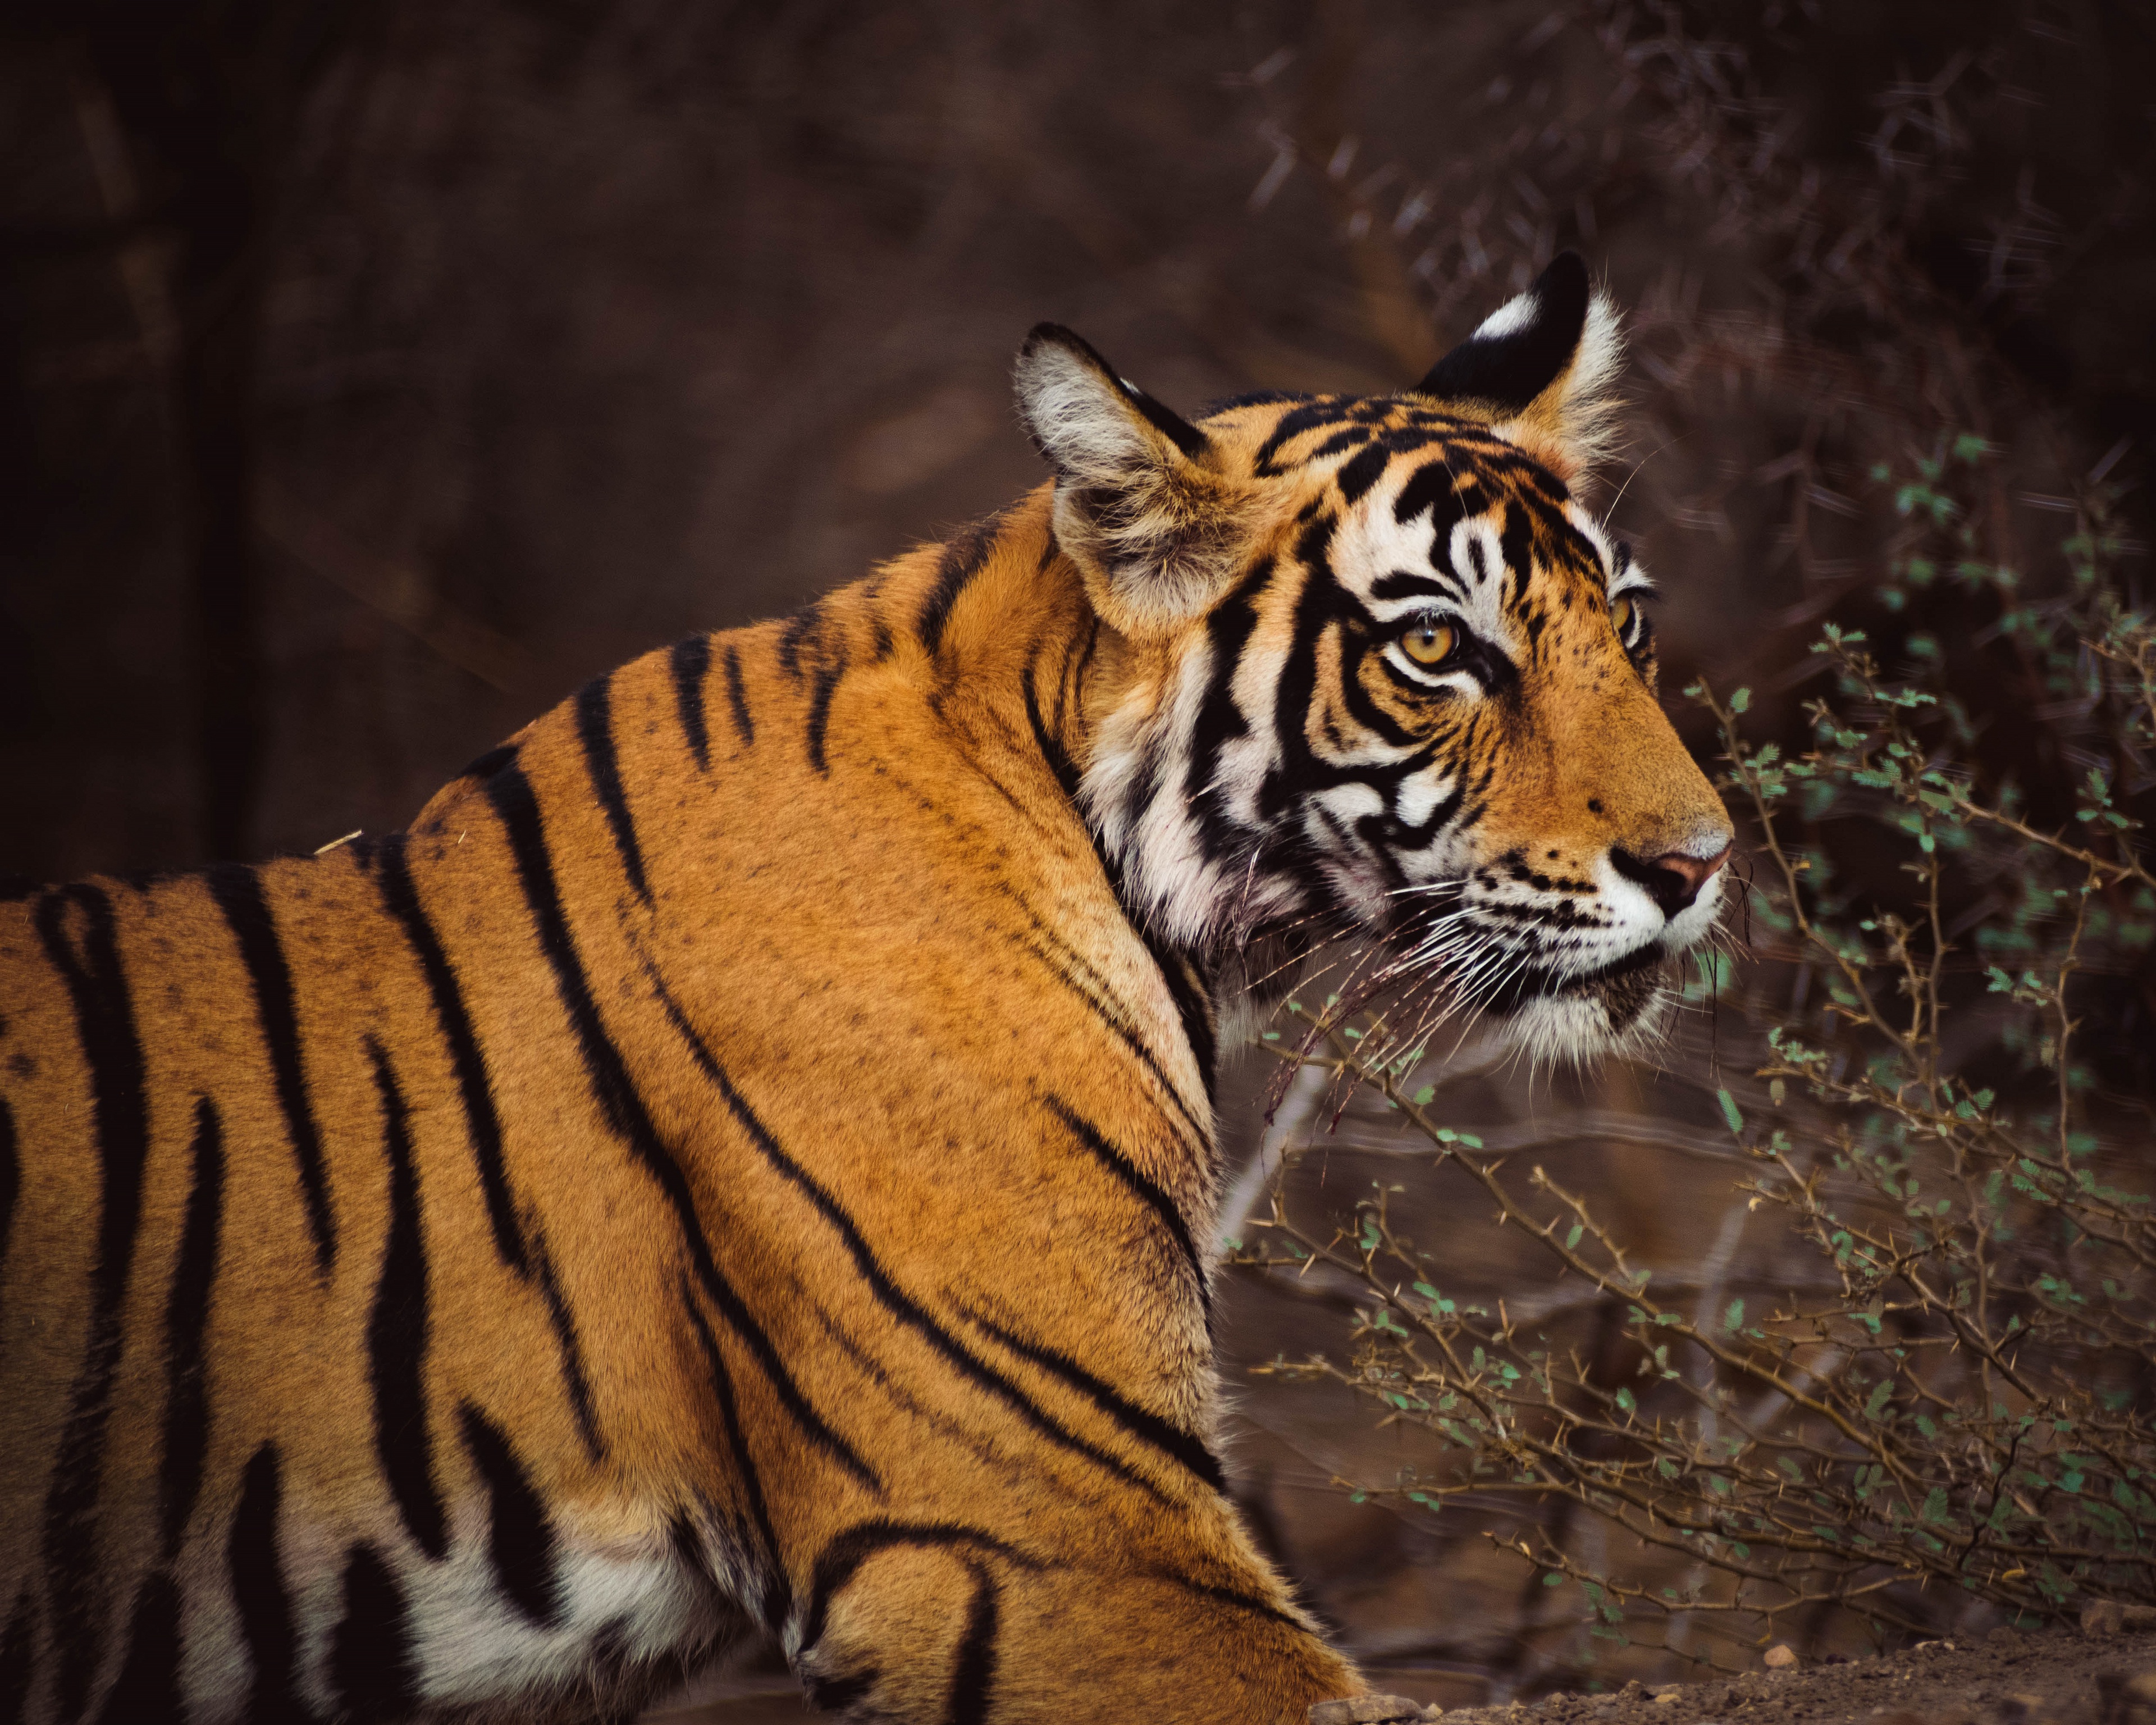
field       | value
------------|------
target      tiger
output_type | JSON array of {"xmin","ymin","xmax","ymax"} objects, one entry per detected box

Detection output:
[{"xmin": 0, "ymin": 250, "xmax": 1733, "ymax": 1725}]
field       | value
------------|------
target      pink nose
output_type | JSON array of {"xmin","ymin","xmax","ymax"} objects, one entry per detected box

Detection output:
[{"xmin": 1651, "ymin": 843, "xmax": 1731, "ymax": 901}]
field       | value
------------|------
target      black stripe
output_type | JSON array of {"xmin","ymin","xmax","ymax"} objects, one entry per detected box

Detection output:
[
  {"xmin": 802, "ymin": 1522, "xmax": 1030, "ymax": 1656},
  {"xmin": 454, "ymin": 743, "xmax": 519, "ymax": 784},
  {"xmin": 1335, "ymin": 439, "xmax": 1393, "ymax": 504},
  {"xmin": 230, "ymin": 1444, "xmax": 316, "ymax": 1724},
  {"xmin": 683, "ymin": 1283, "xmax": 793, "ymax": 1632},
  {"xmin": 693, "ymin": 1232, "xmax": 880, "ymax": 1491},
  {"xmin": 946, "ymin": 1564, "xmax": 1001, "ymax": 1725},
  {"xmin": 364, "ymin": 1040, "xmax": 445, "ymax": 1562},
  {"xmin": 32, "ymin": 885, "xmax": 149, "ymax": 1723},
  {"xmin": 529, "ymin": 1229, "xmax": 605, "ymax": 1461},
  {"xmin": 1174, "ymin": 1577, "xmax": 1310, "ymax": 1633},
  {"xmin": 1368, "ymin": 568, "xmax": 1464, "ymax": 604},
  {"xmin": 1389, "ymin": 463, "xmax": 1468, "ymax": 553},
  {"xmin": 1123, "ymin": 381, "xmax": 1210, "ymax": 462},
  {"xmin": 204, "ymin": 865, "xmax": 335, "ymax": 1273},
  {"xmin": 670, "ymin": 635, "xmax": 713, "ymax": 771},
  {"xmin": 0, "ymin": 1097, "xmax": 17, "ymax": 1279},
  {"xmin": 373, "ymin": 834, "xmax": 527, "ymax": 1275},
  {"xmin": 1020, "ymin": 661, "xmax": 1082, "ymax": 803},
  {"xmin": 0, "ymin": 1590, "xmax": 36, "ymax": 1725},
  {"xmin": 679, "ymin": 1025, "xmax": 1168, "ymax": 1502},
  {"xmin": 90, "ymin": 1575, "xmax": 180, "ymax": 1725},
  {"xmin": 1016, "ymin": 922, "xmax": 1209, "ymax": 1157},
  {"xmin": 807, "ymin": 1671, "xmax": 879, "ymax": 1713},
  {"xmin": 1253, "ymin": 398, "xmax": 1361, "ymax": 476},
  {"xmin": 457, "ymin": 1403, "xmax": 563, "ymax": 1628},
  {"xmin": 1043, "ymin": 1096, "xmax": 1207, "ymax": 1312},
  {"xmin": 157, "ymin": 1097, "xmax": 224, "ymax": 1559},
  {"xmin": 330, "ymin": 1542, "xmax": 418, "ymax": 1723},
  {"xmin": 965, "ymin": 1304, "xmax": 1224, "ymax": 1493},
  {"xmin": 484, "ymin": 765, "xmax": 878, "ymax": 1491},
  {"xmin": 776, "ymin": 602, "xmax": 822, "ymax": 680},
  {"xmin": 574, "ymin": 673, "xmax": 652, "ymax": 908},
  {"xmin": 722, "ymin": 645, "xmax": 755, "ymax": 746},
  {"xmin": 918, "ymin": 512, "xmax": 1003, "ymax": 656},
  {"xmin": 805, "ymin": 655, "xmax": 847, "ymax": 774},
  {"xmin": 1148, "ymin": 943, "xmax": 1218, "ymax": 1107}
]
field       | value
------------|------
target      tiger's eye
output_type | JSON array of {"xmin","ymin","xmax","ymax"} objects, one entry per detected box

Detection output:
[
  {"xmin": 1610, "ymin": 596, "xmax": 1635, "ymax": 637},
  {"xmin": 1401, "ymin": 618, "xmax": 1458, "ymax": 666}
]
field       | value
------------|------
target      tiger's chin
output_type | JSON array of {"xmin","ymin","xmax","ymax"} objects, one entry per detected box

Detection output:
[
  {"xmin": 1473, "ymin": 944, "xmax": 1678, "ymax": 1066},
  {"xmin": 1492, "ymin": 970, "xmax": 1673, "ymax": 1065}
]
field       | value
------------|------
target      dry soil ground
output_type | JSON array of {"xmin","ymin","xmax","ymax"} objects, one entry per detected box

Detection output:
[{"xmin": 646, "ymin": 1622, "xmax": 2155, "ymax": 1725}]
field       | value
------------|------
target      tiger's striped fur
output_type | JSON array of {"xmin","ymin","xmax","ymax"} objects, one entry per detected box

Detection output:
[{"xmin": 0, "ymin": 254, "xmax": 1730, "ymax": 1724}]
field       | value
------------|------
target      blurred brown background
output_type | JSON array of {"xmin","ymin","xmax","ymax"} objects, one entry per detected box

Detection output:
[{"xmin": 5, "ymin": 0, "xmax": 2153, "ymax": 1709}]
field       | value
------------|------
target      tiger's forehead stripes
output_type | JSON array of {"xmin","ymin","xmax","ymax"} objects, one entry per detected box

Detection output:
[{"xmin": 1219, "ymin": 410, "xmax": 1629, "ymax": 697}]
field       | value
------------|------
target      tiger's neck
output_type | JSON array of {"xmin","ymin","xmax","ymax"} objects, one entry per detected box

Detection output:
[
  {"xmin": 862, "ymin": 489, "xmax": 1202, "ymax": 944},
  {"xmin": 889, "ymin": 489, "xmax": 1275, "ymax": 968},
  {"xmin": 867, "ymin": 491, "xmax": 1226, "ymax": 1088}
]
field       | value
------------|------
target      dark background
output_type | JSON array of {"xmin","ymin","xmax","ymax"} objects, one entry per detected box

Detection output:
[
  {"xmin": 7, "ymin": 1, "xmax": 2152, "ymax": 881},
  {"xmin": 5, "ymin": 0, "xmax": 2154, "ymax": 1703}
]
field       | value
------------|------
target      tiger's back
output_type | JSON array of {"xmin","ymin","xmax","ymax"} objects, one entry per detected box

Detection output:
[{"xmin": 0, "ymin": 254, "xmax": 1735, "ymax": 1723}]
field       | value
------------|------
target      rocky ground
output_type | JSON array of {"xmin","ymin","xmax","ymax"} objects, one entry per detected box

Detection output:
[{"xmin": 1318, "ymin": 1615, "xmax": 2156, "ymax": 1725}]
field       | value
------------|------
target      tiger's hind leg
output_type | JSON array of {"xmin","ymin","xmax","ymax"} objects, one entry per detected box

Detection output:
[{"xmin": 788, "ymin": 1531, "xmax": 1359, "ymax": 1725}]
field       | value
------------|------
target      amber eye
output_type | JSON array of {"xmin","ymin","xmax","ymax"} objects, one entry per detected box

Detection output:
[
  {"xmin": 1400, "ymin": 617, "xmax": 1459, "ymax": 667},
  {"xmin": 1611, "ymin": 595, "xmax": 1636, "ymax": 638}
]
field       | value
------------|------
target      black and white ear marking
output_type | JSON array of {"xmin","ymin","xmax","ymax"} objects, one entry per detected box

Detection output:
[
  {"xmin": 1015, "ymin": 322, "xmax": 1211, "ymax": 480},
  {"xmin": 1417, "ymin": 252, "xmax": 1592, "ymax": 410},
  {"xmin": 1014, "ymin": 324, "xmax": 1254, "ymax": 634},
  {"xmin": 1413, "ymin": 252, "xmax": 1624, "ymax": 481}
]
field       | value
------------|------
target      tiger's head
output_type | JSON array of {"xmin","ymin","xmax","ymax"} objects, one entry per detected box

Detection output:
[{"xmin": 1015, "ymin": 254, "xmax": 1732, "ymax": 1062}]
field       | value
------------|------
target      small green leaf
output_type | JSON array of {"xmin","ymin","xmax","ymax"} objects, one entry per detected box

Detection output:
[{"xmin": 1717, "ymin": 1089, "xmax": 1745, "ymax": 1134}]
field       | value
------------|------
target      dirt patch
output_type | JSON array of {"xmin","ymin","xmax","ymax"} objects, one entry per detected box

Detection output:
[
  {"xmin": 1320, "ymin": 1623, "xmax": 2149, "ymax": 1725},
  {"xmin": 655, "ymin": 1625, "xmax": 2146, "ymax": 1725}
]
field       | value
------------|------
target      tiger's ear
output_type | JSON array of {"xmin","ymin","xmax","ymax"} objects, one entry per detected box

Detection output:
[
  {"xmin": 1015, "ymin": 323, "xmax": 1256, "ymax": 636},
  {"xmin": 1414, "ymin": 252, "xmax": 1623, "ymax": 483}
]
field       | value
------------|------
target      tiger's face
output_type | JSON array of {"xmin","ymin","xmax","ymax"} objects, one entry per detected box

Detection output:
[{"xmin": 1018, "ymin": 254, "xmax": 1732, "ymax": 1060}]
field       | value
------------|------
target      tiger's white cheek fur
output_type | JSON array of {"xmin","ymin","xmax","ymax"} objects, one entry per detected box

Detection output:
[
  {"xmin": 1299, "ymin": 781, "xmax": 1391, "ymax": 919},
  {"xmin": 1391, "ymin": 774, "xmax": 1463, "ymax": 846},
  {"xmin": 1102, "ymin": 643, "xmax": 1235, "ymax": 946}
]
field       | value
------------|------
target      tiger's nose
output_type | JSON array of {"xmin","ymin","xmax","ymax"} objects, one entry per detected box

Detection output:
[{"xmin": 1611, "ymin": 842, "xmax": 1732, "ymax": 918}]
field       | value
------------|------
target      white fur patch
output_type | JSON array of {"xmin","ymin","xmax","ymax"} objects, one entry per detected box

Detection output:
[
  {"xmin": 1016, "ymin": 341, "xmax": 1153, "ymax": 488},
  {"xmin": 1470, "ymin": 285, "xmax": 1541, "ymax": 343},
  {"xmin": 1491, "ymin": 287, "xmax": 1626, "ymax": 478}
]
